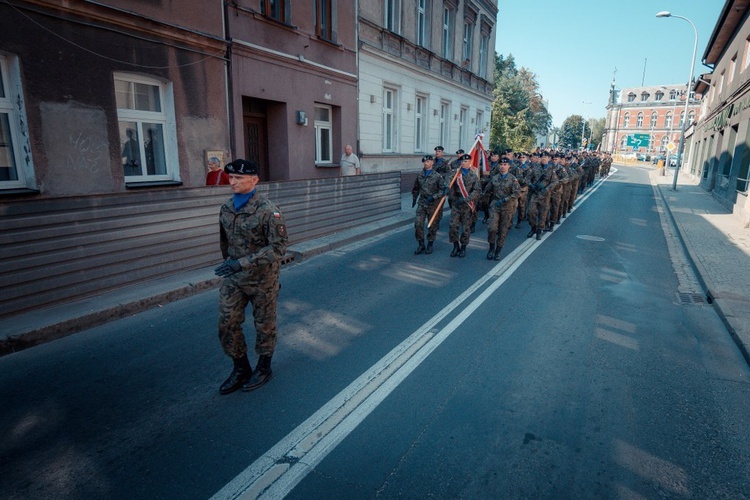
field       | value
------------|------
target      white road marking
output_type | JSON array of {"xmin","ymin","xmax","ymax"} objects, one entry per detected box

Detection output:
[{"xmin": 211, "ymin": 172, "xmax": 610, "ymax": 500}]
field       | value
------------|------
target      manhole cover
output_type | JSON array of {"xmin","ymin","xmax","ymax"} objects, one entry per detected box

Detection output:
[{"xmin": 576, "ymin": 235, "xmax": 606, "ymax": 242}]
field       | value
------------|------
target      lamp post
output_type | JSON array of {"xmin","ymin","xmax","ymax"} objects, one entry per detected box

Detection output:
[
  {"xmin": 581, "ymin": 101, "xmax": 591, "ymax": 150},
  {"xmin": 656, "ymin": 11, "xmax": 698, "ymax": 191}
]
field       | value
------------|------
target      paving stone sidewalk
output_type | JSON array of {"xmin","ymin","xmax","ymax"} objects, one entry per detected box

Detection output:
[{"xmin": 651, "ymin": 167, "xmax": 750, "ymax": 364}]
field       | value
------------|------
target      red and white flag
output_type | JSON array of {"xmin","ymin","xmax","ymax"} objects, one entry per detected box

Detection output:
[{"xmin": 469, "ymin": 134, "xmax": 489, "ymax": 173}]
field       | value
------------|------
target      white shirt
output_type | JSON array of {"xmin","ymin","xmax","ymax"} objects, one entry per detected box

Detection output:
[{"xmin": 340, "ymin": 153, "xmax": 360, "ymax": 176}]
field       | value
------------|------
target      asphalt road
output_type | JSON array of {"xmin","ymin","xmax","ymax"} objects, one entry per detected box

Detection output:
[{"xmin": 2, "ymin": 165, "xmax": 750, "ymax": 499}]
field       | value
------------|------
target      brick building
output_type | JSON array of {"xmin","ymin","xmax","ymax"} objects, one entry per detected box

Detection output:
[{"xmin": 603, "ymin": 84, "xmax": 701, "ymax": 155}]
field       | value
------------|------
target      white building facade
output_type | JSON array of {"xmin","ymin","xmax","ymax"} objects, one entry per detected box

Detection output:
[{"xmin": 357, "ymin": 0, "xmax": 497, "ymax": 173}]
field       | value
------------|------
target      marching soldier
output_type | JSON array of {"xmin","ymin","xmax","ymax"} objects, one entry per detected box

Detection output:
[
  {"xmin": 448, "ymin": 154, "xmax": 481, "ymax": 257},
  {"xmin": 215, "ymin": 159, "xmax": 288, "ymax": 394},
  {"xmin": 526, "ymin": 151, "xmax": 559, "ymax": 240},
  {"xmin": 548, "ymin": 154, "xmax": 569, "ymax": 230},
  {"xmin": 484, "ymin": 157, "xmax": 521, "ymax": 260},
  {"xmin": 411, "ymin": 155, "xmax": 447, "ymax": 255},
  {"xmin": 511, "ymin": 152, "xmax": 531, "ymax": 228}
]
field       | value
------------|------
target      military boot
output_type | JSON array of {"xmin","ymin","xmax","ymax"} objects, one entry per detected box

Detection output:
[
  {"xmin": 242, "ymin": 354, "xmax": 273, "ymax": 391},
  {"xmin": 425, "ymin": 241, "xmax": 434, "ymax": 254},
  {"xmin": 458, "ymin": 244, "xmax": 467, "ymax": 258},
  {"xmin": 515, "ymin": 220, "xmax": 522, "ymax": 229},
  {"xmin": 493, "ymin": 246, "xmax": 502, "ymax": 261},
  {"xmin": 414, "ymin": 241, "xmax": 426, "ymax": 255},
  {"xmin": 536, "ymin": 229, "xmax": 542, "ymax": 240},
  {"xmin": 486, "ymin": 244, "xmax": 495, "ymax": 260},
  {"xmin": 548, "ymin": 222, "xmax": 554, "ymax": 233},
  {"xmin": 527, "ymin": 227, "xmax": 536, "ymax": 238},
  {"xmin": 219, "ymin": 354, "xmax": 252, "ymax": 395},
  {"xmin": 450, "ymin": 242, "xmax": 460, "ymax": 257}
]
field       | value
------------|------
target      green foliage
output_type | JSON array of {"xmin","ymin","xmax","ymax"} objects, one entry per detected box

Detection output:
[
  {"xmin": 560, "ymin": 115, "xmax": 589, "ymax": 149},
  {"xmin": 489, "ymin": 53, "xmax": 551, "ymax": 152}
]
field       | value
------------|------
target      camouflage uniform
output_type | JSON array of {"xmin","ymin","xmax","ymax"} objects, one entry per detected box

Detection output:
[
  {"xmin": 511, "ymin": 161, "xmax": 530, "ymax": 227},
  {"xmin": 412, "ymin": 169, "xmax": 447, "ymax": 245},
  {"xmin": 566, "ymin": 159, "xmax": 581, "ymax": 214},
  {"xmin": 484, "ymin": 171, "xmax": 521, "ymax": 257},
  {"xmin": 526, "ymin": 160, "xmax": 559, "ymax": 238},
  {"xmin": 550, "ymin": 159, "xmax": 569, "ymax": 226},
  {"xmin": 600, "ymin": 155, "xmax": 613, "ymax": 177},
  {"xmin": 448, "ymin": 168, "xmax": 481, "ymax": 253},
  {"xmin": 218, "ymin": 193, "xmax": 288, "ymax": 359}
]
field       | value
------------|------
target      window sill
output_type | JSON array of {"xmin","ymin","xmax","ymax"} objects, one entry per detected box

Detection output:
[
  {"xmin": 125, "ymin": 180, "xmax": 183, "ymax": 189},
  {"xmin": 0, "ymin": 187, "xmax": 41, "ymax": 197},
  {"xmin": 315, "ymin": 163, "xmax": 339, "ymax": 168}
]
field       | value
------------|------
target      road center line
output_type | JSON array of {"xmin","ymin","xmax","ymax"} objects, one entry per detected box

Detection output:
[{"xmin": 211, "ymin": 174, "xmax": 609, "ymax": 500}]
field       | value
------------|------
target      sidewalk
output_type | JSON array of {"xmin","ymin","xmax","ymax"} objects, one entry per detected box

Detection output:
[
  {"xmin": 0, "ymin": 193, "xmax": 417, "ymax": 356},
  {"xmin": 650, "ymin": 167, "xmax": 750, "ymax": 364}
]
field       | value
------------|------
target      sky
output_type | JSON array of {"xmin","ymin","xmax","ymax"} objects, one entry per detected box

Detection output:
[{"xmin": 496, "ymin": 0, "xmax": 725, "ymax": 128}]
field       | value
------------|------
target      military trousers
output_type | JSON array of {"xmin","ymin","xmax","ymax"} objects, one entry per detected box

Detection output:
[
  {"xmin": 415, "ymin": 201, "xmax": 443, "ymax": 242},
  {"xmin": 487, "ymin": 201, "xmax": 518, "ymax": 249},
  {"xmin": 516, "ymin": 188, "xmax": 528, "ymax": 224},
  {"xmin": 527, "ymin": 191, "xmax": 551, "ymax": 229},
  {"xmin": 218, "ymin": 269, "xmax": 280, "ymax": 359},
  {"xmin": 449, "ymin": 203, "xmax": 474, "ymax": 245}
]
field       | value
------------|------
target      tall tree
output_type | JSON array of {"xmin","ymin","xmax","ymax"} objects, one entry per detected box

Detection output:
[
  {"xmin": 490, "ymin": 53, "xmax": 551, "ymax": 152},
  {"xmin": 560, "ymin": 115, "xmax": 589, "ymax": 150},
  {"xmin": 588, "ymin": 117, "xmax": 606, "ymax": 149}
]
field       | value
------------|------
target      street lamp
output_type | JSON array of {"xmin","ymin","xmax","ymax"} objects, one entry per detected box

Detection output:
[
  {"xmin": 656, "ymin": 11, "xmax": 698, "ymax": 191},
  {"xmin": 581, "ymin": 101, "xmax": 591, "ymax": 150}
]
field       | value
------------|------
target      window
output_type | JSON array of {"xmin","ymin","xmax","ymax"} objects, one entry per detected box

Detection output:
[
  {"xmin": 314, "ymin": 104, "xmax": 332, "ymax": 163},
  {"xmin": 440, "ymin": 101, "xmax": 449, "ymax": 146},
  {"xmin": 383, "ymin": 87, "xmax": 397, "ymax": 152},
  {"xmin": 718, "ymin": 70, "xmax": 725, "ymax": 95},
  {"xmin": 415, "ymin": 95, "xmax": 426, "ymax": 152},
  {"xmin": 475, "ymin": 110, "xmax": 483, "ymax": 135},
  {"xmin": 679, "ymin": 111, "xmax": 685, "ymax": 128},
  {"xmin": 314, "ymin": 0, "xmax": 334, "ymax": 42},
  {"xmin": 260, "ymin": 0, "xmax": 290, "ymax": 24},
  {"xmin": 730, "ymin": 54, "xmax": 737, "ymax": 83},
  {"xmin": 636, "ymin": 113, "xmax": 643, "ymax": 128},
  {"xmin": 0, "ymin": 54, "xmax": 34, "ymax": 189},
  {"xmin": 384, "ymin": 0, "xmax": 401, "ymax": 33},
  {"xmin": 745, "ymin": 38, "xmax": 750, "ymax": 71},
  {"xmin": 655, "ymin": 91, "xmax": 664, "ymax": 101},
  {"xmin": 669, "ymin": 89, "xmax": 678, "ymax": 100},
  {"xmin": 416, "ymin": 0, "xmax": 428, "ymax": 47},
  {"xmin": 115, "ymin": 73, "xmax": 176, "ymax": 181},
  {"xmin": 459, "ymin": 106, "xmax": 468, "ymax": 148},
  {"xmin": 462, "ymin": 22, "xmax": 473, "ymax": 64},
  {"xmin": 442, "ymin": 7, "xmax": 454, "ymax": 59},
  {"xmin": 650, "ymin": 112, "xmax": 658, "ymax": 128},
  {"xmin": 688, "ymin": 111, "xmax": 696, "ymax": 124},
  {"xmin": 623, "ymin": 113, "xmax": 630, "ymax": 128},
  {"xmin": 627, "ymin": 93, "xmax": 636, "ymax": 102},
  {"xmin": 641, "ymin": 92, "xmax": 649, "ymax": 101},
  {"xmin": 660, "ymin": 135, "xmax": 669, "ymax": 150},
  {"xmin": 478, "ymin": 34, "xmax": 488, "ymax": 78},
  {"xmin": 665, "ymin": 111, "xmax": 673, "ymax": 129}
]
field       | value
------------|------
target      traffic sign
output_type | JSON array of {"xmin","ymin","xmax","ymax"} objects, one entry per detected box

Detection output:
[
  {"xmin": 666, "ymin": 142, "xmax": 676, "ymax": 152},
  {"xmin": 626, "ymin": 133, "xmax": 650, "ymax": 148}
]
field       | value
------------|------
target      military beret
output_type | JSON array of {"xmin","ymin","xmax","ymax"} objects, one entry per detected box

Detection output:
[
  {"xmin": 225, "ymin": 159, "xmax": 259, "ymax": 176},
  {"xmin": 455, "ymin": 149, "xmax": 465, "ymax": 155},
  {"xmin": 499, "ymin": 157, "xmax": 511, "ymax": 164},
  {"xmin": 460, "ymin": 154, "xmax": 472, "ymax": 161},
  {"xmin": 434, "ymin": 146, "xmax": 444, "ymax": 151},
  {"xmin": 422, "ymin": 155, "xmax": 433, "ymax": 162},
  {"xmin": 490, "ymin": 150, "xmax": 500, "ymax": 156}
]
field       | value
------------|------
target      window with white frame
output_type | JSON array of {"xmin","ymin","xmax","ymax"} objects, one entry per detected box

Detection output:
[
  {"xmin": 744, "ymin": 37, "xmax": 750, "ymax": 72},
  {"xmin": 440, "ymin": 101, "xmax": 449, "ymax": 147},
  {"xmin": 442, "ymin": 7, "xmax": 453, "ymax": 59},
  {"xmin": 650, "ymin": 112, "xmax": 658, "ymax": 128},
  {"xmin": 416, "ymin": 0, "xmax": 428, "ymax": 47},
  {"xmin": 669, "ymin": 89, "xmax": 678, "ymax": 100},
  {"xmin": 475, "ymin": 110, "xmax": 483, "ymax": 136},
  {"xmin": 115, "ymin": 73, "xmax": 176, "ymax": 181},
  {"xmin": 636, "ymin": 113, "xmax": 643, "ymax": 128},
  {"xmin": 383, "ymin": 87, "xmax": 397, "ymax": 152},
  {"xmin": 679, "ymin": 111, "xmax": 685, "ymax": 128},
  {"xmin": 660, "ymin": 135, "xmax": 669, "ymax": 150},
  {"xmin": 0, "ymin": 54, "xmax": 33, "ymax": 188},
  {"xmin": 623, "ymin": 112, "xmax": 630, "ymax": 128},
  {"xmin": 730, "ymin": 54, "xmax": 737, "ymax": 83},
  {"xmin": 718, "ymin": 70, "xmax": 725, "ymax": 95},
  {"xmin": 415, "ymin": 95, "xmax": 426, "ymax": 152},
  {"xmin": 314, "ymin": 104, "xmax": 332, "ymax": 163},
  {"xmin": 384, "ymin": 0, "xmax": 401, "ymax": 34},
  {"xmin": 665, "ymin": 111, "xmax": 673, "ymax": 129},
  {"xmin": 462, "ymin": 22, "xmax": 473, "ymax": 63},
  {"xmin": 655, "ymin": 91, "xmax": 664, "ymax": 101},
  {"xmin": 641, "ymin": 92, "xmax": 649, "ymax": 101},
  {"xmin": 688, "ymin": 110, "xmax": 695, "ymax": 124},
  {"xmin": 478, "ymin": 34, "xmax": 488, "ymax": 78}
]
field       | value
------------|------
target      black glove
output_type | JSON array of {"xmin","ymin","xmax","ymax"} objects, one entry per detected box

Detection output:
[
  {"xmin": 412, "ymin": 196, "xmax": 417, "ymax": 208},
  {"xmin": 454, "ymin": 198, "xmax": 466, "ymax": 207},
  {"xmin": 215, "ymin": 259, "xmax": 242, "ymax": 277},
  {"xmin": 425, "ymin": 195, "xmax": 434, "ymax": 204},
  {"xmin": 494, "ymin": 197, "xmax": 505, "ymax": 208}
]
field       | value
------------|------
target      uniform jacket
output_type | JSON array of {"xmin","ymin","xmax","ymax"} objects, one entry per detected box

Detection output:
[
  {"xmin": 219, "ymin": 193, "xmax": 288, "ymax": 277},
  {"xmin": 484, "ymin": 172, "xmax": 521, "ymax": 209},
  {"xmin": 412, "ymin": 169, "xmax": 447, "ymax": 206}
]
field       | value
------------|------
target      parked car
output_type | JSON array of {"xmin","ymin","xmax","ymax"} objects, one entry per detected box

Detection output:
[
  {"xmin": 652, "ymin": 154, "xmax": 667, "ymax": 164},
  {"xmin": 669, "ymin": 157, "xmax": 678, "ymax": 167}
]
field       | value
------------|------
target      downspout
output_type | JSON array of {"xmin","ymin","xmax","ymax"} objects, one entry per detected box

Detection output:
[{"xmin": 223, "ymin": 0, "xmax": 236, "ymax": 157}]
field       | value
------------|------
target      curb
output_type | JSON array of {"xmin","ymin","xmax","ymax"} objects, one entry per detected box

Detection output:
[
  {"xmin": 653, "ymin": 179, "xmax": 750, "ymax": 366},
  {"xmin": 0, "ymin": 211, "xmax": 414, "ymax": 357}
]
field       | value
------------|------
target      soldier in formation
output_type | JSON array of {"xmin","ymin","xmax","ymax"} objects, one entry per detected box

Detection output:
[{"xmin": 412, "ymin": 154, "xmax": 447, "ymax": 255}]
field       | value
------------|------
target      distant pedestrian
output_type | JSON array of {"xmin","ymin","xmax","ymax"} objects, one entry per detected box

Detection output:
[
  {"xmin": 215, "ymin": 159, "xmax": 288, "ymax": 394},
  {"xmin": 205, "ymin": 156, "xmax": 230, "ymax": 186},
  {"xmin": 340, "ymin": 144, "xmax": 361, "ymax": 176}
]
